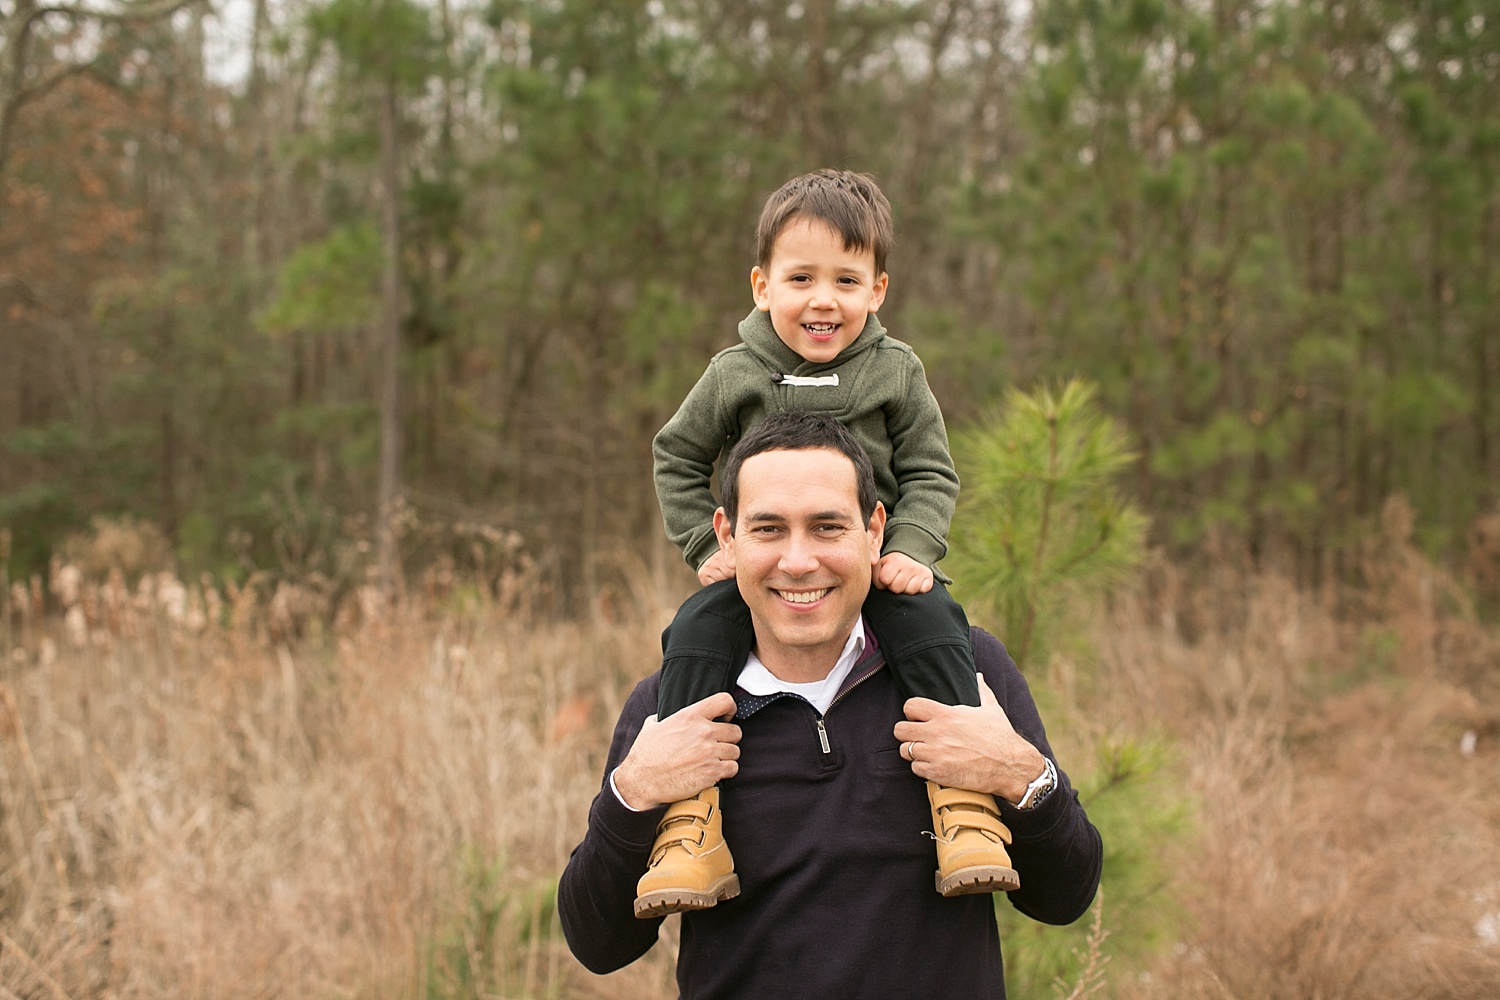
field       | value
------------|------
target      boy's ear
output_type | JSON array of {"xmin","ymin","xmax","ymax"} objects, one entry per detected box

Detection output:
[
  {"xmin": 868, "ymin": 272, "xmax": 889, "ymax": 312},
  {"xmin": 750, "ymin": 266, "xmax": 771, "ymax": 311}
]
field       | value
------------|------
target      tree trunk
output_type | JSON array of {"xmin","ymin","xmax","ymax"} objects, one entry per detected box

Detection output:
[
  {"xmin": 152, "ymin": 60, "xmax": 179, "ymax": 541},
  {"xmin": 376, "ymin": 77, "xmax": 404, "ymax": 595}
]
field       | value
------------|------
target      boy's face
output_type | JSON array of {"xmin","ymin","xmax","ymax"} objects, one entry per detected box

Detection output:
[{"xmin": 750, "ymin": 217, "xmax": 888, "ymax": 364}]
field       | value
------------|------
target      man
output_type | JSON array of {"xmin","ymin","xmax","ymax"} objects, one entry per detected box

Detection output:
[{"xmin": 558, "ymin": 411, "xmax": 1102, "ymax": 998}]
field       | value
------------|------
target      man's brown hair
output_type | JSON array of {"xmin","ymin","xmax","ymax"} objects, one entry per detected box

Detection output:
[
  {"xmin": 755, "ymin": 169, "xmax": 894, "ymax": 276},
  {"xmin": 720, "ymin": 410, "xmax": 879, "ymax": 531}
]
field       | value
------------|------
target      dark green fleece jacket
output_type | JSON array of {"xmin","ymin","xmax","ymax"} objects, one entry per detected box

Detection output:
[{"xmin": 652, "ymin": 308, "xmax": 959, "ymax": 574}]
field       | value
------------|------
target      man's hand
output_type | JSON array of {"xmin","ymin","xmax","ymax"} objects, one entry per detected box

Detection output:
[
  {"xmin": 697, "ymin": 550, "xmax": 735, "ymax": 586},
  {"xmin": 613, "ymin": 692, "xmax": 741, "ymax": 810},
  {"xmin": 874, "ymin": 552, "xmax": 934, "ymax": 594},
  {"xmin": 893, "ymin": 674, "xmax": 1047, "ymax": 804}
]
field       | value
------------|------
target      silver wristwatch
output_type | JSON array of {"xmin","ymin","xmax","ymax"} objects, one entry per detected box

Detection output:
[{"xmin": 1016, "ymin": 757, "xmax": 1058, "ymax": 811}]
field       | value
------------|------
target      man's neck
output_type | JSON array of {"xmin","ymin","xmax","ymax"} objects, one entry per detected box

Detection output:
[
  {"xmin": 738, "ymin": 619, "xmax": 867, "ymax": 716},
  {"xmin": 749, "ymin": 619, "xmax": 866, "ymax": 685}
]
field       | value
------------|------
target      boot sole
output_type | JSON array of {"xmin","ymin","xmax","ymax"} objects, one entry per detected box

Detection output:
[
  {"xmin": 633, "ymin": 874, "xmax": 741, "ymax": 919},
  {"xmin": 936, "ymin": 865, "xmax": 1020, "ymax": 897}
]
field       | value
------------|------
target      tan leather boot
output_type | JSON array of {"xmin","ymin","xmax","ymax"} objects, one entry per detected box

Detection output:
[
  {"xmin": 633, "ymin": 787, "xmax": 740, "ymax": 919},
  {"xmin": 927, "ymin": 781, "xmax": 1021, "ymax": 896}
]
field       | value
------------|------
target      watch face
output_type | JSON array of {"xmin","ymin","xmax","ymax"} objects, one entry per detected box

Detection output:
[{"xmin": 1021, "ymin": 760, "xmax": 1057, "ymax": 810}]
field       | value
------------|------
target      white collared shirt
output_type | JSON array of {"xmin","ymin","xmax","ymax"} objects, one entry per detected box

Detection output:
[{"xmin": 735, "ymin": 617, "xmax": 866, "ymax": 715}]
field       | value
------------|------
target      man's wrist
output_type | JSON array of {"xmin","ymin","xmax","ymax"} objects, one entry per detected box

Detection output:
[
  {"xmin": 997, "ymin": 746, "xmax": 1049, "ymax": 805},
  {"xmin": 1016, "ymin": 757, "xmax": 1058, "ymax": 811},
  {"xmin": 608, "ymin": 767, "xmax": 647, "ymax": 812},
  {"xmin": 612, "ymin": 762, "xmax": 667, "ymax": 812}
]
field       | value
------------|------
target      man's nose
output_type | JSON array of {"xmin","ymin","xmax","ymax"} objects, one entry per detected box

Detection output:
[{"xmin": 778, "ymin": 531, "xmax": 820, "ymax": 576}]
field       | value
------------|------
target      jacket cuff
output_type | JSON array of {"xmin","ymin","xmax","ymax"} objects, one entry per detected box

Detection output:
[
  {"xmin": 881, "ymin": 522, "xmax": 947, "ymax": 569},
  {"xmin": 591, "ymin": 780, "xmax": 668, "ymax": 855},
  {"xmin": 685, "ymin": 530, "xmax": 720, "ymax": 574}
]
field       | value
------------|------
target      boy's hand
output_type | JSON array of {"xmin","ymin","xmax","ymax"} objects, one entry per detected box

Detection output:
[
  {"xmin": 875, "ymin": 552, "xmax": 934, "ymax": 595},
  {"xmin": 697, "ymin": 549, "xmax": 734, "ymax": 586}
]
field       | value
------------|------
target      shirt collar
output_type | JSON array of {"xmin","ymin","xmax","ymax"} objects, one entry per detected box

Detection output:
[{"xmin": 736, "ymin": 618, "xmax": 867, "ymax": 716}]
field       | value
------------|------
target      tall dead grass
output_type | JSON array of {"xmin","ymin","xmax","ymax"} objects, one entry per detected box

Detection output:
[
  {"xmin": 3, "ymin": 509, "xmax": 1499, "ymax": 998},
  {"xmin": 1094, "ymin": 509, "xmax": 1500, "ymax": 998},
  {"xmin": 0, "ymin": 563, "xmax": 679, "ymax": 998}
]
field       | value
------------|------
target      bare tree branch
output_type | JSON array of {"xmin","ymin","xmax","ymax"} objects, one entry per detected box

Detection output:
[
  {"xmin": 0, "ymin": 0, "xmax": 204, "ymax": 186},
  {"xmin": 18, "ymin": 0, "xmax": 199, "ymax": 31}
]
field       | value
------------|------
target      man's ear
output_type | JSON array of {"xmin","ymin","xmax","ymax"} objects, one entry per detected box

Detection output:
[
  {"xmin": 713, "ymin": 507, "xmax": 736, "ymax": 569},
  {"xmin": 750, "ymin": 266, "xmax": 771, "ymax": 311},
  {"xmin": 866, "ymin": 501, "xmax": 887, "ymax": 563}
]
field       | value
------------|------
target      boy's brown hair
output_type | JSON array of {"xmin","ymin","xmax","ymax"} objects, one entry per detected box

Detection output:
[{"xmin": 755, "ymin": 169, "xmax": 894, "ymax": 276}]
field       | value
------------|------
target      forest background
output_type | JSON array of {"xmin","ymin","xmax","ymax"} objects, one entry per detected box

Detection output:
[
  {"xmin": 5, "ymin": 0, "xmax": 1500, "ymax": 595},
  {"xmin": 3, "ymin": 0, "xmax": 1500, "ymax": 997}
]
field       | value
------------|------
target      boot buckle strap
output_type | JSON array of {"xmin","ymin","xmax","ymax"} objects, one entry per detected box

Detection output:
[
  {"xmin": 659, "ymin": 798, "xmax": 714, "ymax": 826},
  {"xmin": 654, "ymin": 827, "xmax": 708, "ymax": 850},
  {"xmin": 930, "ymin": 787, "xmax": 1002, "ymax": 813},
  {"xmin": 935, "ymin": 810, "xmax": 1012, "ymax": 844}
]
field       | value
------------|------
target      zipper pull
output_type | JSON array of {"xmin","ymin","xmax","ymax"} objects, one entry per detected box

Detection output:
[{"xmin": 815, "ymin": 718, "xmax": 831, "ymax": 754}]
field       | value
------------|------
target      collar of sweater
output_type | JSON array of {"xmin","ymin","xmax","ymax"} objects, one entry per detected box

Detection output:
[{"xmin": 736, "ymin": 308, "xmax": 887, "ymax": 375}]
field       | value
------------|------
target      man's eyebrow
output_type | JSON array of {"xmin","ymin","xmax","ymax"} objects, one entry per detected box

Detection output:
[{"xmin": 741, "ymin": 509, "xmax": 854, "ymax": 524}]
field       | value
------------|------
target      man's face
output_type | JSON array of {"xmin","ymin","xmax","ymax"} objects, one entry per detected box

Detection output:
[
  {"xmin": 750, "ymin": 218, "xmax": 888, "ymax": 364},
  {"xmin": 713, "ymin": 447, "xmax": 885, "ymax": 680}
]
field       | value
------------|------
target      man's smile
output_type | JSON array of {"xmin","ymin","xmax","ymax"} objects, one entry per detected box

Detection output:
[{"xmin": 774, "ymin": 587, "xmax": 831, "ymax": 605}]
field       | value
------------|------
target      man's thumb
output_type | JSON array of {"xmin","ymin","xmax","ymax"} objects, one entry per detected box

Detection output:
[{"xmin": 977, "ymin": 673, "xmax": 999, "ymax": 708}]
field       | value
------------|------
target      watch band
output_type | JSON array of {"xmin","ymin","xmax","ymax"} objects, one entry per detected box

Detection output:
[{"xmin": 1017, "ymin": 757, "xmax": 1058, "ymax": 811}]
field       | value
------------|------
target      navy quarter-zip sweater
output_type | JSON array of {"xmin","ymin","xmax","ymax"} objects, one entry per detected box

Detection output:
[{"xmin": 558, "ymin": 627, "xmax": 1103, "ymax": 999}]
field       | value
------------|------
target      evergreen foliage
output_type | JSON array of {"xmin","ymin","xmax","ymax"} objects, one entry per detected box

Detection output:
[
  {"xmin": 948, "ymin": 379, "xmax": 1148, "ymax": 670},
  {"xmin": 0, "ymin": 0, "xmax": 1496, "ymax": 604},
  {"xmin": 997, "ymin": 729, "xmax": 1187, "ymax": 1000}
]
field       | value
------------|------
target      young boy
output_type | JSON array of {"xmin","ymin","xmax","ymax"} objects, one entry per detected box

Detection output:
[{"xmin": 638, "ymin": 169, "xmax": 1031, "ymax": 919}]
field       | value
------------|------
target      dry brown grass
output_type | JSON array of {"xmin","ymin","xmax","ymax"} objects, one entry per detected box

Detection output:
[
  {"xmin": 0, "ymin": 565, "xmax": 681, "ymax": 998},
  {"xmin": 3, "ymin": 525, "xmax": 1499, "ymax": 998},
  {"xmin": 1097, "ymin": 529, "xmax": 1500, "ymax": 999}
]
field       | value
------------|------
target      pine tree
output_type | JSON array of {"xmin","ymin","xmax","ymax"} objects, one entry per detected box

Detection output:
[{"xmin": 947, "ymin": 379, "xmax": 1147, "ymax": 670}]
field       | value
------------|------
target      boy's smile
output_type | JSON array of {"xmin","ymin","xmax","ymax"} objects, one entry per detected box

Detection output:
[{"xmin": 750, "ymin": 218, "xmax": 889, "ymax": 365}]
